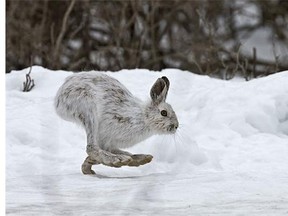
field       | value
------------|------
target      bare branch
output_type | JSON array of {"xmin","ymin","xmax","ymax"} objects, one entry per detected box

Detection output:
[
  {"xmin": 53, "ymin": 0, "xmax": 76, "ymax": 67},
  {"xmin": 23, "ymin": 65, "xmax": 35, "ymax": 92}
]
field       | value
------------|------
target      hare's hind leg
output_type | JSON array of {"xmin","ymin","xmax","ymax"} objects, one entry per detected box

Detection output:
[
  {"xmin": 128, "ymin": 154, "xmax": 153, "ymax": 167},
  {"xmin": 84, "ymin": 117, "xmax": 132, "ymax": 169}
]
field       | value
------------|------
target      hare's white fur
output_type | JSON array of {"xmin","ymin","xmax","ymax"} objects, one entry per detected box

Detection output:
[{"xmin": 55, "ymin": 72, "xmax": 178, "ymax": 172}]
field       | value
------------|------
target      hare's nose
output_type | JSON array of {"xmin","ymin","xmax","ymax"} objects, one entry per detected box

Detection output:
[
  {"xmin": 170, "ymin": 124, "xmax": 178, "ymax": 130},
  {"xmin": 174, "ymin": 121, "xmax": 179, "ymax": 129},
  {"xmin": 175, "ymin": 121, "xmax": 179, "ymax": 129}
]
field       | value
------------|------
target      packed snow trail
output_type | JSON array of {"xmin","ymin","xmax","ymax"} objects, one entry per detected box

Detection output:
[{"xmin": 6, "ymin": 67, "xmax": 288, "ymax": 215}]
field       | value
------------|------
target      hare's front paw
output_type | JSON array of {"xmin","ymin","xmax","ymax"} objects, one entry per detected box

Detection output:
[
  {"xmin": 82, "ymin": 156, "xmax": 99, "ymax": 175},
  {"xmin": 98, "ymin": 150, "xmax": 133, "ymax": 168},
  {"xmin": 128, "ymin": 154, "xmax": 153, "ymax": 167}
]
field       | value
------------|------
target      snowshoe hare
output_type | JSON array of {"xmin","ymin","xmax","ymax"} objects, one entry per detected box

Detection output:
[{"xmin": 55, "ymin": 72, "xmax": 178, "ymax": 174}]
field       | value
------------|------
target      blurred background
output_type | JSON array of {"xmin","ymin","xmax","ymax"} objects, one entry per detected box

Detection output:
[{"xmin": 6, "ymin": 0, "xmax": 288, "ymax": 80}]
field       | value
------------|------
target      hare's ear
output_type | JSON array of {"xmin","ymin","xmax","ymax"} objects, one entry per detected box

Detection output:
[{"xmin": 150, "ymin": 76, "xmax": 170, "ymax": 104}]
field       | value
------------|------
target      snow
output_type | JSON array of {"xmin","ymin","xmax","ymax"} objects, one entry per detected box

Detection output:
[{"xmin": 6, "ymin": 66, "xmax": 288, "ymax": 215}]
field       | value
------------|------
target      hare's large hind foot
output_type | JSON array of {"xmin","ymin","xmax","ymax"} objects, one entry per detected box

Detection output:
[
  {"xmin": 84, "ymin": 151, "xmax": 152, "ymax": 170},
  {"xmin": 82, "ymin": 156, "xmax": 99, "ymax": 175},
  {"xmin": 128, "ymin": 154, "xmax": 153, "ymax": 167}
]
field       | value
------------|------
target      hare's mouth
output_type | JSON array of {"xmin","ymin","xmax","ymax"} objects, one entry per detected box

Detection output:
[{"xmin": 167, "ymin": 124, "xmax": 178, "ymax": 133}]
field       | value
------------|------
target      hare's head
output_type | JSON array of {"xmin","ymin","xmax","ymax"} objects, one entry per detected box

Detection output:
[{"xmin": 145, "ymin": 76, "xmax": 179, "ymax": 134}]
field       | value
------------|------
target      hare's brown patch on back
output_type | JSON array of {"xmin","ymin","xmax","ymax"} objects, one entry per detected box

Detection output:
[
  {"xmin": 113, "ymin": 114, "xmax": 132, "ymax": 124},
  {"xmin": 103, "ymin": 87, "xmax": 130, "ymax": 105}
]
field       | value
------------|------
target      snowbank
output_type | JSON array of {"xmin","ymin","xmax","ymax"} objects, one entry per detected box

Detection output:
[{"xmin": 6, "ymin": 67, "xmax": 288, "ymax": 215}]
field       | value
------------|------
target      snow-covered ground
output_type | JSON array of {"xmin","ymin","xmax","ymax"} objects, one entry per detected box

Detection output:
[{"xmin": 6, "ymin": 66, "xmax": 288, "ymax": 215}]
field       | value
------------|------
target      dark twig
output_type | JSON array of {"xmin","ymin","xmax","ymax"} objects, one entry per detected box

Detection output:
[
  {"xmin": 23, "ymin": 65, "xmax": 35, "ymax": 92},
  {"xmin": 252, "ymin": 47, "xmax": 256, "ymax": 77},
  {"xmin": 272, "ymin": 39, "xmax": 279, "ymax": 73}
]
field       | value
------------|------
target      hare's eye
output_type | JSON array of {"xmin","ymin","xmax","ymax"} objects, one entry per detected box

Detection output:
[{"xmin": 161, "ymin": 110, "xmax": 167, "ymax": 116}]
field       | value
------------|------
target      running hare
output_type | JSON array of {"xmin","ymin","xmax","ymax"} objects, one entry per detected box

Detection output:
[{"xmin": 55, "ymin": 72, "xmax": 178, "ymax": 174}]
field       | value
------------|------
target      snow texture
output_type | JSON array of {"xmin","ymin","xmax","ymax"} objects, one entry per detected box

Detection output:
[{"xmin": 6, "ymin": 66, "xmax": 288, "ymax": 215}]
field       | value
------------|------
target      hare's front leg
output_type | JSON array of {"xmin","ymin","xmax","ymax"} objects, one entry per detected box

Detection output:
[
  {"xmin": 111, "ymin": 149, "xmax": 153, "ymax": 167},
  {"xmin": 81, "ymin": 156, "xmax": 99, "ymax": 175}
]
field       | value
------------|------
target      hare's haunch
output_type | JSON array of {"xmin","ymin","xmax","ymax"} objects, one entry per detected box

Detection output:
[{"xmin": 55, "ymin": 73, "xmax": 178, "ymax": 174}]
